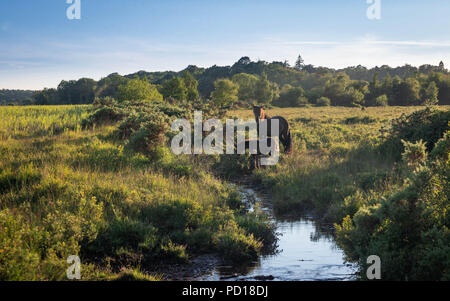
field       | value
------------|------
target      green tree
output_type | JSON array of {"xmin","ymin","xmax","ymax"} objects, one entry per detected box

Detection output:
[
  {"xmin": 117, "ymin": 77, "xmax": 163, "ymax": 102},
  {"xmin": 316, "ymin": 96, "xmax": 331, "ymax": 107},
  {"xmin": 393, "ymin": 77, "xmax": 421, "ymax": 106},
  {"xmin": 375, "ymin": 94, "xmax": 389, "ymax": 106},
  {"xmin": 273, "ymin": 85, "xmax": 308, "ymax": 107},
  {"xmin": 161, "ymin": 77, "xmax": 188, "ymax": 101},
  {"xmin": 33, "ymin": 88, "xmax": 58, "ymax": 105},
  {"xmin": 324, "ymin": 73, "xmax": 350, "ymax": 105},
  {"xmin": 294, "ymin": 55, "xmax": 305, "ymax": 70},
  {"xmin": 345, "ymin": 87, "xmax": 365, "ymax": 107},
  {"xmin": 231, "ymin": 73, "xmax": 259, "ymax": 103},
  {"xmin": 182, "ymin": 71, "xmax": 199, "ymax": 102},
  {"xmin": 422, "ymin": 81, "xmax": 439, "ymax": 106},
  {"xmin": 254, "ymin": 73, "xmax": 279, "ymax": 104},
  {"xmin": 97, "ymin": 73, "xmax": 128, "ymax": 99},
  {"xmin": 210, "ymin": 79, "xmax": 238, "ymax": 107}
]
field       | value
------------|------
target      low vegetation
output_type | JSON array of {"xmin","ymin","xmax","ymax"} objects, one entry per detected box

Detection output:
[
  {"xmin": 229, "ymin": 106, "xmax": 449, "ymax": 280},
  {"xmin": 1, "ymin": 101, "xmax": 448, "ymax": 281},
  {"xmin": 0, "ymin": 103, "xmax": 277, "ymax": 281}
]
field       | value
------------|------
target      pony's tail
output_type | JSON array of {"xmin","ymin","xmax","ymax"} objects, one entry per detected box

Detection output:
[{"xmin": 284, "ymin": 129, "xmax": 293, "ymax": 154}]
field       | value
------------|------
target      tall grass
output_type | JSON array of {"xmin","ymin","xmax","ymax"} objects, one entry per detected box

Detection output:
[{"xmin": 0, "ymin": 105, "xmax": 275, "ymax": 281}]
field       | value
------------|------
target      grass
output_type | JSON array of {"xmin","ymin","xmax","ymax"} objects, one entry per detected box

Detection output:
[
  {"xmin": 1, "ymin": 104, "xmax": 448, "ymax": 281},
  {"xmin": 0, "ymin": 105, "xmax": 275, "ymax": 281},
  {"xmin": 230, "ymin": 105, "xmax": 450, "ymax": 280},
  {"xmin": 228, "ymin": 106, "xmax": 430, "ymax": 218}
]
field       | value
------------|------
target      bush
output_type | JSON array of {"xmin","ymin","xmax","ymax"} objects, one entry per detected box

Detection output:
[
  {"xmin": 381, "ymin": 107, "xmax": 450, "ymax": 159},
  {"xmin": 93, "ymin": 96, "xmax": 117, "ymax": 108},
  {"xmin": 316, "ymin": 96, "xmax": 331, "ymax": 107},
  {"xmin": 216, "ymin": 224, "xmax": 263, "ymax": 263},
  {"xmin": 344, "ymin": 116, "xmax": 377, "ymax": 125},
  {"xmin": 430, "ymin": 130, "xmax": 450, "ymax": 160},
  {"xmin": 213, "ymin": 154, "xmax": 254, "ymax": 179},
  {"xmin": 236, "ymin": 212, "xmax": 278, "ymax": 254},
  {"xmin": 127, "ymin": 124, "xmax": 168, "ymax": 160},
  {"xmin": 375, "ymin": 95, "xmax": 388, "ymax": 107},
  {"xmin": 116, "ymin": 112, "xmax": 152, "ymax": 140},
  {"xmin": 111, "ymin": 268, "xmax": 159, "ymax": 281},
  {"xmin": 401, "ymin": 139, "xmax": 428, "ymax": 169},
  {"xmin": 82, "ymin": 107, "xmax": 124, "ymax": 128},
  {"xmin": 336, "ymin": 138, "xmax": 450, "ymax": 280}
]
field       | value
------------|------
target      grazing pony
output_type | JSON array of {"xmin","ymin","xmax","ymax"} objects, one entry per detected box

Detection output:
[{"xmin": 252, "ymin": 106, "xmax": 293, "ymax": 154}]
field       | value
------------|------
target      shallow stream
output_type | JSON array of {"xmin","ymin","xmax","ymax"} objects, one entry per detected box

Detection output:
[{"xmin": 194, "ymin": 186, "xmax": 357, "ymax": 281}]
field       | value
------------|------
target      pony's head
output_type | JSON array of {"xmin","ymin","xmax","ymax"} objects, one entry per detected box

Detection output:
[{"xmin": 252, "ymin": 105, "xmax": 266, "ymax": 121}]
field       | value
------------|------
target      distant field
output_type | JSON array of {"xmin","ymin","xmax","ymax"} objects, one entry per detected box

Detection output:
[
  {"xmin": 230, "ymin": 106, "xmax": 440, "ymax": 122},
  {"xmin": 0, "ymin": 105, "xmax": 90, "ymax": 140}
]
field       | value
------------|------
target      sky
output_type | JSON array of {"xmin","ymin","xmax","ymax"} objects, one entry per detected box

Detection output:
[{"xmin": 0, "ymin": 0, "xmax": 450, "ymax": 90}]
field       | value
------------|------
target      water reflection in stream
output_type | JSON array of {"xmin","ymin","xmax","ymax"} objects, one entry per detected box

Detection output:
[{"xmin": 195, "ymin": 187, "xmax": 358, "ymax": 281}]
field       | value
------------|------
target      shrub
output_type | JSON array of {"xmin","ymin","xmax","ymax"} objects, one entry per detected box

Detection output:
[
  {"xmin": 236, "ymin": 212, "xmax": 278, "ymax": 254},
  {"xmin": 116, "ymin": 112, "xmax": 151, "ymax": 140},
  {"xmin": 316, "ymin": 96, "xmax": 331, "ymax": 107},
  {"xmin": 213, "ymin": 153, "xmax": 254, "ymax": 179},
  {"xmin": 93, "ymin": 96, "xmax": 117, "ymax": 108},
  {"xmin": 381, "ymin": 107, "xmax": 450, "ymax": 159},
  {"xmin": 336, "ymin": 140, "xmax": 450, "ymax": 280},
  {"xmin": 85, "ymin": 219, "xmax": 159, "ymax": 259},
  {"xmin": 160, "ymin": 240, "xmax": 189, "ymax": 263},
  {"xmin": 430, "ymin": 130, "xmax": 450, "ymax": 160},
  {"xmin": 344, "ymin": 116, "xmax": 377, "ymax": 125},
  {"xmin": 375, "ymin": 94, "xmax": 388, "ymax": 106},
  {"xmin": 216, "ymin": 224, "xmax": 263, "ymax": 263},
  {"xmin": 127, "ymin": 118, "xmax": 169, "ymax": 159},
  {"xmin": 82, "ymin": 107, "xmax": 124, "ymax": 128},
  {"xmin": 401, "ymin": 139, "xmax": 428, "ymax": 169}
]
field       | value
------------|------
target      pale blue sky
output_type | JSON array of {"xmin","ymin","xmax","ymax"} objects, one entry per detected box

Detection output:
[{"xmin": 1, "ymin": 0, "xmax": 449, "ymax": 89}]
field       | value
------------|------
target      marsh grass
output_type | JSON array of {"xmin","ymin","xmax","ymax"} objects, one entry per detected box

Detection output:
[
  {"xmin": 0, "ymin": 105, "xmax": 274, "ymax": 280},
  {"xmin": 230, "ymin": 106, "xmax": 449, "ymax": 280}
]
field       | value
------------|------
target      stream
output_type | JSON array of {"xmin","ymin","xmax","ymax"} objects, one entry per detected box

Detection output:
[{"xmin": 193, "ymin": 186, "xmax": 358, "ymax": 281}]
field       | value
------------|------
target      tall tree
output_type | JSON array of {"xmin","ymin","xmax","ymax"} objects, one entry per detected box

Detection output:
[
  {"xmin": 273, "ymin": 85, "xmax": 308, "ymax": 107},
  {"xmin": 254, "ymin": 73, "xmax": 279, "ymax": 104},
  {"xmin": 182, "ymin": 71, "xmax": 199, "ymax": 102},
  {"xmin": 161, "ymin": 77, "xmax": 188, "ymax": 101},
  {"xmin": 210, "ymin": 79, "xmax": 238, "ymax": 107},
  {"xmin": 422, "ymin": 81, "xmax": 439, "ymax": 106},
  {"xmin": 294, "ymin": 55, "xmax": 305, "ymax": 70},
  {"xmin": 117, "ymin": 77, "xmax": 163, "ymax": 102},
  {"xmin": 231, "ymin": 73, "xmax": 259, "ymax": 103}
]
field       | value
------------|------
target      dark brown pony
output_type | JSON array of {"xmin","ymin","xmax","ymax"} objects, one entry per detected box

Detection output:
[{"xmin": 253, "ymin": 106, "xmax": 292, "ymax": 154}]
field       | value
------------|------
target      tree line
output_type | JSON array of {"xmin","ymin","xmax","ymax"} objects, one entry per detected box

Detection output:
[
  {"xmin": 0, "ymin": 89, "xmax": 34, "ymax": 106},
  {"xmin": 2, "ymin": 56, "xmax": 449, "ymax": 107}
]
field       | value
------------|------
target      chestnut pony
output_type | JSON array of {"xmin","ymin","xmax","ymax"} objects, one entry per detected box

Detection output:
[{"xmin": 252, "ymin": 106, "xmax": 292, "ymax": 154}]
